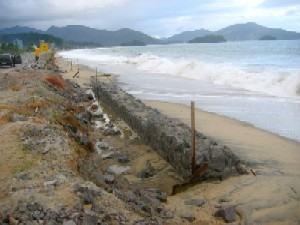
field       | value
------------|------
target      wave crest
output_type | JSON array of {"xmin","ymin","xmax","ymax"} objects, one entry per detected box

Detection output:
[{"xmin": 59, "ymin": 50, "xmax": 300, "ymax": 97}]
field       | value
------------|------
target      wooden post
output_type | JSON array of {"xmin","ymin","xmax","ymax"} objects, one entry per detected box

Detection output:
[
  {"xmin": 191, "ymin": 101, "xmax": 196, "ymax": 173},
  {"xmin": 95, "ymin": 67, "xmax": 98, "ymax": 83},
  {"xmin": 70, "ymin": 60, "xmax": 73, "ymax": 71},
  {"xmin": 72, "ymin": 63, "xmax": 80, "ymax": 78}
]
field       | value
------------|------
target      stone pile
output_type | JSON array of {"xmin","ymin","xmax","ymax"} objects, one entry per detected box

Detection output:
[{"xmin": 92, "ymin": 80, "xmax": 247, "ymax": 181}]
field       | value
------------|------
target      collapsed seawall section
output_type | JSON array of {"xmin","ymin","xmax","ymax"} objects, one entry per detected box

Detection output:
[{"xmin": 92, "ymin": 80, "xmax": 244, "ymax": 180}]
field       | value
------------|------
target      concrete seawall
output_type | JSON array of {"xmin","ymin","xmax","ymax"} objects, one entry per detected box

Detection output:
[{"xmin": 92, "ymin": 80, "xmax": 245, "ymax": 180}]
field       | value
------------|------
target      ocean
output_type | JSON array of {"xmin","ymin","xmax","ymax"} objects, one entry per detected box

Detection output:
[{"xmin": 59, "ymin": 40, "xmax": 300, "ymax": 142}]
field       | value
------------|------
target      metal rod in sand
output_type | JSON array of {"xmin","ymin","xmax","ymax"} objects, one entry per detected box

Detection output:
[{"xmin": 191, "ymin": 101, "xmax": 196, "ymax": 172}]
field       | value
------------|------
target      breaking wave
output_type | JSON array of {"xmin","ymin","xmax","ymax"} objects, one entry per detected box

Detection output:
[{"xmin": 59, "ymin": 49, "xmax": 300, "ymax": 98}]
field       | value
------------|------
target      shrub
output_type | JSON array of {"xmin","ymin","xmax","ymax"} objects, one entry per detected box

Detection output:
[{"xmin": 45, "ymin": 75, "xmax": 65, "ymax": 90}]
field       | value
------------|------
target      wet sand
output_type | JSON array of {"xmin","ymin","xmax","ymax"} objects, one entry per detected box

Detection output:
[{"xmin": 145, "ymin": 100, "xmax": 300, "ymax": 225}]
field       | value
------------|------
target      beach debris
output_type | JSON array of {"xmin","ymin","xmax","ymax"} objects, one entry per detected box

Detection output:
[
  {"xmin": 85, "ymin": 89, "xmax": 96, "ymax": 101},
  {"xmin": 236, "ymin": 162, "xmax": 249, "ymax": 175},
  {"xmin": 250, "ymin": 169, "xmax": 257, "ymax": 176},
  {"xmin": 290, "ymin": 186, "xmax": 297, "ymax": 194},
  {"xmin": 214, "ymin": 205, "xmax": 237, "ymax": 223},
  {"xmin": 138, "ymin": 160, "xmax": 156, "ymax": 178}
]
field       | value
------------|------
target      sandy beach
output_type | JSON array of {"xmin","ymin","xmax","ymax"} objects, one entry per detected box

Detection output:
[
  {"xmin": 145, "ymin": 100, "xmax": 300, "ymax": 225},
  {"xmin": 55, "ymin": 56, "xmax": 300, "ymax": 224}
]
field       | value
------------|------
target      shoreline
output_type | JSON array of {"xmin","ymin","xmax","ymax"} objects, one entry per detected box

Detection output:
[
  {"xmin": 144, "ymin": 100, "xmax": 300, "ymax": 167},
  {"xmin": 57, "ymin": 55, "xmax": 300, "ymax": 145},
  {"xmin": 57, "ymin": 56, "xmax": 300, "ymax": 224},
  {"xmin": 145, "ymin": 100, "xmax": 300, "ymax": 146}
]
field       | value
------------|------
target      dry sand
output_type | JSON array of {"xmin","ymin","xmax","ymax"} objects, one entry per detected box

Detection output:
[{"xmin": 145, "ymin": 100, "xmax": 300, "ymax": 225}]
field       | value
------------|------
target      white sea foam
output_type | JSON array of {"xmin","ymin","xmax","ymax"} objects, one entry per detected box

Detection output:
[{"xmin": 59, "ymin": 49, "xmax": 300, "ymax": 98}]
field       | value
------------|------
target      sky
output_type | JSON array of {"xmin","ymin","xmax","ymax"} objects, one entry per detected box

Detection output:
[{"xmin": 0, "ymin": 0, "xmax": 300, "ymax": 37}]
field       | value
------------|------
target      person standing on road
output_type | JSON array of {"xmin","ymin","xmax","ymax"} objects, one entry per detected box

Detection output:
[{"xmin": 34, "ymin": 47, "xmax": 40, "ymax": 62}]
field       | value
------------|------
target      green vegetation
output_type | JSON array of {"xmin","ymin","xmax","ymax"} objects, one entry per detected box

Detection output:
[
  {"xmin": 0, "ymin": 32, "xmax": 63, "ymax": 48},
  {"xmin": 259, "ymin": 35, "xmax": 277, "ymax": 40},
  {"xmin": 0, "ymin": 42, "xmax": 20, "ymax": 54},
  {"xmin": 189, "ymin": 35, "xmax": 226, "ymax": 43}
]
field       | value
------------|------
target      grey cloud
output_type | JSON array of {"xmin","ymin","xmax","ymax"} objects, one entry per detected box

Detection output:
[{"xmin": 0, "ymin": 0, "xmax": 299, "ymax": 35}]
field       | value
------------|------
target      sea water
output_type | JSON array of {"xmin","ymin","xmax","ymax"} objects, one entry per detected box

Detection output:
[{"xmin": 59, "ymin": 40, "xmax": 300, "ymax": 142}]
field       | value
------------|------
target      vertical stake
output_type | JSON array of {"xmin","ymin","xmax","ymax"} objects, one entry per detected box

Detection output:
[
  {"xmin": 95, "ymin": 67, "xmax": 98, "ymax": 82},
  {"xmin": 95, "ymin": 67, "xmax": 98, "ymax": 96},
  {"xmin": 191, "ymin": 101, "xmax": 196, "ymax": 173},
  {"xmin": 70, "ymin": 60, "xmax": 73, "ymax": 71}
]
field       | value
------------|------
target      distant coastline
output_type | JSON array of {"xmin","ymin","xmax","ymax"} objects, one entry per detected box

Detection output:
[{"xmin": 1, "ymin": 22, "xmax": 300, "ymax": 49}]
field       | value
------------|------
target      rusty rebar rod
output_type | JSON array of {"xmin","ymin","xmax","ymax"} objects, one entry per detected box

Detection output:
[{"xmin": 191, "ymin": 101, "xmax": 196, "ymax": 172}]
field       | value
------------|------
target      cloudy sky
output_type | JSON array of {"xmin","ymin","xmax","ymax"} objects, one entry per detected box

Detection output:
[{"xmin": 0, "ymin": 0, "xmax": 300, "ymax": 37}]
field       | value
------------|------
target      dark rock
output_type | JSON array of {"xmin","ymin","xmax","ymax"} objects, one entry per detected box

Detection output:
[
  {"xmin": 103, "ymin": 127, "xmax": 120, "ymax": 136},
  {"xmin": 73, "ymin": 182, "xmax": 102, "ymax": 204},
  {"xmin": 95, "ymin": 141, "xmax": 110, "ymax": 151},
  {"xmin": 180, "ymin": 212, "xmax": 195, "ymax": 222},
  {"xmin": 138, "ymin": 161, "xmax": 155, "ymax": 178},
  {"xmin": 117, "ymin": 154, "xmax": 130, "ymax": 163},
  {"xmin": 184, "ymin": 198, "xmax": 206, "ymax": 207},
  {"xmin": 103, "ymin": 174, "xmax": 115, "ymax": 184},
  {"xmin": 76, "ymin": 111, "xmax": 92, "ymax": 125},
  {"xmin": 144, "ymin": 188, "xmax": 167, "ymax": 203},
  {"xmin": 214, "ymin": 205, "xmax": 236, "ymax": 223}
]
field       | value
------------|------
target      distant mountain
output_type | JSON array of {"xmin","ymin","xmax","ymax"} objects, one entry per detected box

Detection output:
[
  {"xmin": 189, "ymin": 35, "xmax": 226, "ymax": 43},
  {"xmin": 0, "ymin": 25, "xmax": 43, "ymax": 35},
  {"xmin": 167, "ymin": 29, "xmax": 212, "ymax": 43},
  {"xmin": 47, "ymin": 25, "xmax": 160, "ymax": 46},
  {"xmin": 1, "ymin": 23, "xmax": 299, "ymax": 47},
  {"xmin": 216, "ymin": 22, "xmax": 300, "ymax": 41},
  {"xmin": 167, "ymin": 22, "xmax": 300, "ymax": 42}
]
